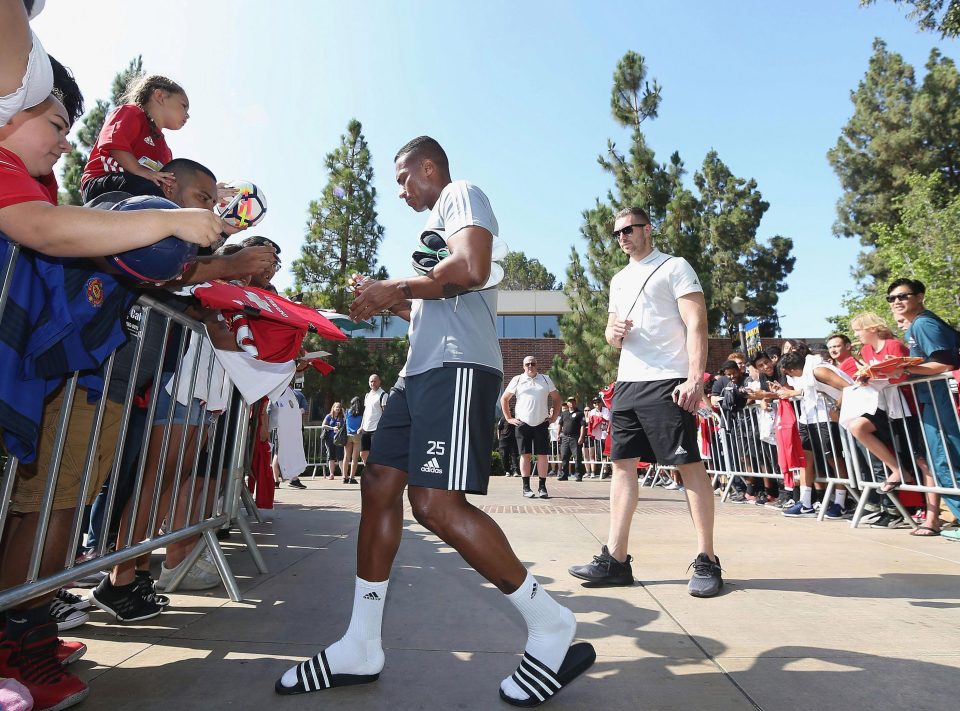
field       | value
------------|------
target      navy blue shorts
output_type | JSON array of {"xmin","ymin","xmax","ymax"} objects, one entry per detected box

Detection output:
[{"xmin": 368, "ymin": 366, "xmax": 500, "ymax": 494}]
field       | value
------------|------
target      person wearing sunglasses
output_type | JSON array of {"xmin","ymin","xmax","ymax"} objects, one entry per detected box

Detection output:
[
  {"xmin": 886, "ymin": 278, "xmax": 960, "ymax": 540},
  {"xmin": 500, "ymin": 357, "xmax": 561, "ymax": 499},
  {"xmin": 568, "ymin": 206, "xmax": 723, "ymax": 597}
]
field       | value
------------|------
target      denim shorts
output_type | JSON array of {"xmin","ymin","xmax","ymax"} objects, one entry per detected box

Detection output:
[{"xmin": 153, "ymin": 374, "xmax": 216, "ymax": 427}]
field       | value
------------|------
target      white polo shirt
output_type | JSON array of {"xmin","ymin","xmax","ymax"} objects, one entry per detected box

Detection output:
[
  {"xmin": 361, "ymin": 387, "xmax": 387, "ymax": 432},
  {"xmin": 505, "ymin": 372, "xmax": 556, "ymax": 426},
  {"xmin": 608, "ymin": 249, "xmax": 702, "ymax": 382}
]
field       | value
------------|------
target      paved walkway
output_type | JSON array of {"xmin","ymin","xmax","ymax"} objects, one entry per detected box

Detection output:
[{"xmin": 70, "ymin": 475, "xmax": 960, "ymax": 710}]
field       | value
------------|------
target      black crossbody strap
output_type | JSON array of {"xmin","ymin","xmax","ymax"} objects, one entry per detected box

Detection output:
[{"xmin": 624, "ymin": 256, "xmax": 673, "ymax": 320}]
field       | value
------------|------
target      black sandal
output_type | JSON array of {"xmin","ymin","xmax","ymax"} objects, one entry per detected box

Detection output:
[
  {"xmin": 499, "ymin": 642, "xmax": 596, "ymax": 707},
  {"xmin": 275, "ymin": 649, "xmax": 380, "ymax": 695},
  {"xmin": 879, "ymin": 479, "xmax": 902, "ymax": 494}
]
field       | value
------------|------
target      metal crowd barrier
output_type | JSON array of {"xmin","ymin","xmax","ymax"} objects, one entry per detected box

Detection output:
[
  {"xmin": 303, "ymin": 425, "xmax": 331, "ymax": 476},
  {"xmin": 844, "ymin": 373, "xmax": 960, "ymax": 528},
  {"xmin": 0, "ymin": 286, "xmax": 268, "ymax": 612},
  {"xmin": 704, "ymin": 404, "xmax": 785, "ymax": 499},
  {"xmin": 546, "ymin": 435, "xmax": 612, "ymax": 478}
]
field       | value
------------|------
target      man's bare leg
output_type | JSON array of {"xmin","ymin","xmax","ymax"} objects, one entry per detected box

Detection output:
[
  {"xmin": 606, "ymin": 457, "xmax": 639, "ymax": 562},
  {"xmin": 677, "ymin": 461, "xmax": 716, "ymax": 559}
]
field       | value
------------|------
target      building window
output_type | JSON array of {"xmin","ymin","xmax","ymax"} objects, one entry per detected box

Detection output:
[
  {"xmin": 503, "ymin": 315, "xmax": 535, "ymax": 338},
  {"xmin": 536, "ymin": 315, "xmax": 560, "ymax": 338}
]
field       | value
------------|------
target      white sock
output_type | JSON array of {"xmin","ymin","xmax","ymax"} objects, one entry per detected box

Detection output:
[
  {"xmin": 800, "ymin": 486, "xmax": 813, "ymax": 508},
  {"xmin": 500, "ymin": 573, "xmax": 576, "ymax": 701},
  {"xmin": 834, "ymin": 490, "xmax": 847, "ymax": 506},
  {"xmin": 279, "ymin": 577, "xmax": 387, "ymax": 688}
]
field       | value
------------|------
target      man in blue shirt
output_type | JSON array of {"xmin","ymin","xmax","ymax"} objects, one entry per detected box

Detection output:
[{"xmin": 887, "ymin": 278, "xmax": 960, "ymax": 541}]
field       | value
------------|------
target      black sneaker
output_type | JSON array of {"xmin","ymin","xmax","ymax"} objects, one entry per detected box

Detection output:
[
  {"xmin": 687, "ymin": 553, "xmax": 723, "ymax": 598},
  {"xmin": 288, "ymin": 478, "xmax": 307, "ymax": 489},
  {"xmin": 568, "ymin": 545, "xmax": 634, "ymax": 586},
  {"xmin": 556, "ymin": 475, "xmax": 569, "ymax": 481},
  {"xmin": 727, "ymin": 490, "xmax": 748, "ymax": 504},
  {"xmin": 538, "ymin": 486, "xmax": 550, "ymax": 499},
  {"xmin": 134, "ymin": 571, "xmax": 170, "ymax": 608},
  {"xmin": 522, "ymin": 488, "xmax": 536, "ymax": 498},
  {"xmin": 90, "ymin": 577, "xmax": 162, "ymax": 622},
  {"xmin": 869, "ymin": 511, "xmax": 906, "ymax": 529}
]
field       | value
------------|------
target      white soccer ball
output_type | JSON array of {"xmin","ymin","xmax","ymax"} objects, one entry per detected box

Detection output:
[{"xmin": 217, "ymin": 180, "xmax": 268, "ymax": 229}]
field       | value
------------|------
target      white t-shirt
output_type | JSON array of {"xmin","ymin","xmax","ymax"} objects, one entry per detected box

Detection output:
[
  {"xmin": 0, "ymin": 32, "xmax": 53, "ymax": 128},
  {"xmin": 273, "ymin": 386, "xmax": 307, "ymax": 479},
  {"xmin": 608, "ymin": 249, "xmax": 703, "ymax": 382},
  {"xmin": 787, "ymin": 356, "xmax": 854, "ymax": 424},
  {"xmin": 361, "ymin": 387, "xmax": 387, "ymax": 432},
  {"xmin": 401, "ymin": 181, "xmax": 502, "ymax": 378},
  {"xmin": 505, "ymin": 372, "xmax": 556, "ymax": 426}
]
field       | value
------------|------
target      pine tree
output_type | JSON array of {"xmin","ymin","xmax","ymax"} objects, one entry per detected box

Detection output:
[
  {"xmin": 59, "ymin": 56, "xmax": 143, "ymax": 204},
  {"xmin": 292, "ymin": 119, "xmax": 385, "ymax": 315},
  {"xmin": 291, "ymin": 119, "xmax": 394, "ymax": 410}
]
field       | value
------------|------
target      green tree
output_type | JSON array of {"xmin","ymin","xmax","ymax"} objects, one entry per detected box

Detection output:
[
  {"xmin": 861, "ymin": 0, "xmax": 960, "ymax": 37},
  {"xmin": 552, "ymin": 51, "xmax": 794, "ymax": 395},
  {"xmin": 291, "ymin": 119, "xmax": 395, "ymax": 410},
  {"xmin": 828, "ymin": 41, "xmax": 960, "ymax": 282},
  {"xmin": 500, "ymin": 251, "xmax": 558, "ymax": 290},
  {"xmin": 291, "ymin": 119, "xmax": 385, "ymax": 316},
  {"xmin": 836, "ymin": 171, "xmax": 960, "ymax": 332},
  {"xmin": 59, "ymin": 56, "xmax": 143, "ymax": 204}
]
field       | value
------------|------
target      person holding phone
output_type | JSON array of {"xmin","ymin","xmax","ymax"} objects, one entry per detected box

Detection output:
[{"xmin": 567, "ymin": 206, "xmax": 723, "ymax": 597}]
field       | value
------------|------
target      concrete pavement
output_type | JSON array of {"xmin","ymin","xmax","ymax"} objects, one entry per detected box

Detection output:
[{"xmin": 67, "ymin": 474, "xmax": 960, "ymax": 710}]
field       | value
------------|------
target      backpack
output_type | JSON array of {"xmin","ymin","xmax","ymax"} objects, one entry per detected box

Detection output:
[{"xmin": 333, "ymin": 419, "xmax": 347, "ymax": 446}]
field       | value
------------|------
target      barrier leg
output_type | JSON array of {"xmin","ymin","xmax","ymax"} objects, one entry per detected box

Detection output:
[
  {"xmin": 241, "ymin": 486, "xmax": 262, "ymax": 523},
  {"xmin": 817, "ymin": 482, "xmax": 835, "ymax": 521},
  {"xmin": 234, "ymin": 513, "xmax": 268, "ymax": 574},
  {"xmin": 850, "ymin": 486, "xmax": 872, "ymax": 529},
  {"xmin": 201, "ymin": 527, "xmax": 243, "ymax": 603}
]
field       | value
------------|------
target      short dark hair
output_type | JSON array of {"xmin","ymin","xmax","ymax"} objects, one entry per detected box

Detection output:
[
  {"xmin": 887, "ymin": 278, "xmax": 925, "ymax": 296},
  {"xmin": 394, "ymin": 136, "xmax": 449, "ymax": 174},
  {"xmin": 780, "ymin": 351, "xmax": 806, "ymax": 371},
  {"xmin": 751, "ymin": 351, "xmax": 772, "ymax": 366},
  {"xmin": 826, "ymin": 333, "xmax": 851, "ymax": 346},
  {"xmin": 615, "ymin": 206, "xmax": 650, "ymax": 223},
  {"xmin": 215, "ymin": 243, "xmax": 243, "ymax": 256},
  {"xmin": 162, "ymin": 158, "xmax": 216, "ymax": 184},
  {"xmin": 239, "ymin": 235, "xmax": 281, "ymax": 255},
  {"xmin": 48, "ymin": 55, "xmax": 84, "ymax": 125},
  {"xmin": 763, "ymin": 345, "xmax": 781, "ymax": 359},
  {"xmin": 721, "ymin": 359, "xmax": 741, "ymax": 373},
  {"xmin": 810, "ymin": 342, "xmax": 830, "ymax": 358}
]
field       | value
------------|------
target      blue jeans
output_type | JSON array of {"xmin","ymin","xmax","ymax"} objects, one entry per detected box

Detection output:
[{"xmin": 918, "ymin": 383, "xmax": 960, "ymax": 520}]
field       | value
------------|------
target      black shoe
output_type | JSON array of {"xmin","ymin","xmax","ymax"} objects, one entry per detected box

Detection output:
[
  {"xmin": 556, "ymin": 475, "xmax": 569, "ymax": 481},
  {"xmin": 288, "ymin": 479, "xmax": 307, "ymax": 489},
  {"xmin": 90, "ymin": 577, "xmax": 162, "ymax": 622},
  {"xmin": 727, "ymin": 490, "xmax": 748, "ymax": 504},
  {"xmin": 687, "ymin": 553, "xmax": 723, "ymax": 598},
  {"xmin": 216, "ymin": 527, "xmax": 232, "ymax": 541},
  {"xmin": 274, "ymin": 481, "xmax": 280, "ymax": 489},
  {"xmin": 522, "ymin": 488, "xmax": 536, "ymax": 498},
  {"xmin": 538, "ymin": 487, "xmax": 550, "ymax": 499},
  {"xmin": 573, "ymin": 476, "xmax": 583, "ymax": 482},
  {"xmin": 568, "ymin": 545, "xmax": 634, "ymax": 586},
  {"xmin": 869, "ymin": 511, "xmax": 906, "ymax": 528},
  {"xmin": 133, "ymin": 570, "xmax": 170, "ymax": 608}
]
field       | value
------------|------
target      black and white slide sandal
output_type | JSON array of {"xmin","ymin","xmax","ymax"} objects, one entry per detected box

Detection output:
[
  {"xmin": 499, "ymin": 642, "xmax": 596, "ymax": 707},
  {"xmin": 274, "ymin": 649, "xmax": 380, "ymax": 695}
]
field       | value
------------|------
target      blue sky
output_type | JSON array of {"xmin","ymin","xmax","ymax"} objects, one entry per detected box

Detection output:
[{"xmin": 34, "ymin": 0, "xmax": 957, "ymax": 336}]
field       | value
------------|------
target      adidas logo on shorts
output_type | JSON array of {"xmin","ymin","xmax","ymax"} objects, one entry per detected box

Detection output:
[
  {"xmin": 674, "ymin": 445, "xmax": 687, "ymax": 456},
  {"xmin": 363, "ymin": 591, "xmax": 381, "ymax": 601},
  {"xmin": 420, "ymin": 457, "xmax": 443, "ymax": 474}
]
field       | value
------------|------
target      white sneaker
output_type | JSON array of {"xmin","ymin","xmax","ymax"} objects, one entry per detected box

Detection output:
[{"xmin": 156, "ymin": 557, "xmax": 220, "ymax": 591}]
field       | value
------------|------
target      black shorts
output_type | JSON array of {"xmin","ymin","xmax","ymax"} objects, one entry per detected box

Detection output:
[
  {"xmin": 360, "ymin": 431, "xmax": 374, "ymax": 452},
  {"xmin": 515, "ymin": 420, "xmax": 551, "ymax": 455},
  {"xmin": 609, "ymin": 379, "xmax": 701, "ymax": 465},
  {"xmin": 367, "ymin": 365, "xmax": 500, "ymax": 494},
  {"xmin": 322, "ymin": 437, "xmax": 344, "ymax": 462},
  {"xmin": 799, "ymin": 421, "xmax": 844, "ymax": 475},
  {"xmin": 81, "ymin": 173, "xmax": 165, "ymax": 204}
]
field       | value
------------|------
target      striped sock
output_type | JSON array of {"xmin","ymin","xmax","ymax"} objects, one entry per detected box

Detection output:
[{"xmin": 500, "ymin": 574, "xmax": 575, "ymax": 701}]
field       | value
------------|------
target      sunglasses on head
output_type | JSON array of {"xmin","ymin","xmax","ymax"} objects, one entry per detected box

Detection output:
[
  {"xmin": 886, "ymin": 292, "xmax": 915, "ymax": 303},
  {"xmin": 612, "ymin": 223, "xmax": 649, "ymax": 239}
]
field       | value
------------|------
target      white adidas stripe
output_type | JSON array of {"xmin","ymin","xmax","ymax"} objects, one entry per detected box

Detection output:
[
  {"xmin": 307, "ymin": 657, "xmax": 320, "ymax": 690},
  {"xmin": 460, "ymin": 369, "xmax": 474, "ymax": 490},
  {"xmin": 449, "ymin": 369, "xmax": 463, "ymax": 489}
]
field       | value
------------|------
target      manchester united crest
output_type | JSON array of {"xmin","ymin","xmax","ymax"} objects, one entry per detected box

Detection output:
[{"xmin": 85, "ymin": 277, "xmax": 104, "ymax": 307}]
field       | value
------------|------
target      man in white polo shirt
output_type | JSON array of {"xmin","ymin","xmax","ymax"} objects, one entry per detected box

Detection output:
[
  {"xmin": 567, "ymin": 206, "xmax": 723, "ymax": 597},
  {"xmin": 359, "ymin": 373, "xmax": 387, "ymax": 466},
  {"xmin": 501, "ymin": 356, "xmax": 561, "ymax": 499}
]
